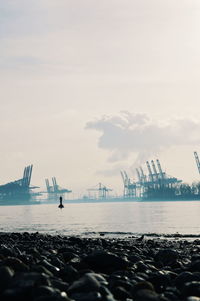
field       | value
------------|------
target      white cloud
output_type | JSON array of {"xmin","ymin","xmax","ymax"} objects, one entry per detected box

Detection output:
[{"xmin": 86, "ymin": 112, "xmax": 200, "ymax": 166}]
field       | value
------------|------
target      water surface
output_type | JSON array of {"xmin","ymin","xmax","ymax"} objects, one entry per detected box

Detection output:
[{"xmin": 0, "ymin": 200, "xmax": 200, "ymax": 237}]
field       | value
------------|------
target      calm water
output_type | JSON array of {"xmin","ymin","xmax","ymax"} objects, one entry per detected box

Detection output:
[{"xmin": 0, "ymin": 199, "xmax": 200, "ymax": 237}]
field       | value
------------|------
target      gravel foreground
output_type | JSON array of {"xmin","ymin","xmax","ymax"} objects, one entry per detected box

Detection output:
[{"xmin": 0, "ymin": 233, "xmax": 200, "ymax": 300}]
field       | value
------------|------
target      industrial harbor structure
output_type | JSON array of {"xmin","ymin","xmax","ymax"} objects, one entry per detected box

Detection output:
[
  {"xmin": 1, "ymin": 151, "xmax": 200, "ymax": 201},
  {"xmin": 120, "ymin": 152, "xmax": 200, "ymax": 200},
  {"xmin": 45, "ymin": 177, "xmax": 72, "ymax": 194},
  {"xmin": 0, "ymin": 165, "xmax": 38, "ymax": 199},
  {"xmin": 87, "ymin": 182, "xmax": 112, "ymax": 199},
  {"xmin": 121, "ymin": 159, "xmax": 182, "ymax": 199}
]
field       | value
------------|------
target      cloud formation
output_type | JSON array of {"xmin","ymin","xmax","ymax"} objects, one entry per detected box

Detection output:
[{"xmin": 86, "ymin": 111, "xmax": 200, "ymax": 166}]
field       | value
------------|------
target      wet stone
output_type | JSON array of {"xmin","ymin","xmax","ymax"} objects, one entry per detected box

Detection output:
[
  {"xmin": 62, "ymin": 252, "xmax": 79, "ymax": 262},
  {"xmin": 82, "ymin": 251, "xmax": 129, "ymax": 272},
  {"xmin": 33, "ymin": 292, "xmax": 70, "ymax": 301},
  {"xmin": 109, "ymin": 278, "xmax": 133, "ymax": 291},
  {"xmin": 131, "ymin": 281, "xmax": 155, "ymax": 297},
  {"xmin": 68, "ymin": 273, "xmax": 100, "ymax": 294},
  {"xmin": 33, "ymin": 285, "xmax": 61, "ymax": 298},
  {"xmin": 0, "ymin": 245, "xmax": 16, "ymax": 257},
  {"xmin": 187, "ymin": 297, "xmax": 200, "ymax": 301},
  {"xmin": 50, "ymin": 279, "xmax": 69, "ymax": 293},
  {"xmin": 0, "ymin": 266, "xmax": 14, "ymax": 292},
  {"xmin": 175, "ymin": 271, "xmax": 200, "ymax": 290},
  {"xmin": 182, "ymin": 281, "xmax": 200, "ymax": 298},
  {"xmin": 70, "ymin": 291, "xmax": 102, "ymax": 301},
  {"xmin": 3, "ymin": 257, "xmax": 29, "ymax": 272},
  {"xmin": 112, "ymin": 286, "xmax": 132, "ymax": 300},
  {"xmin": 40, "ymin": 259, "xmax": 60, "ymax": 275},
  {"xmin": 191, "ymin": 261, "xmax": 200, "ymax": 272},
  {"xmin": 147, "ymin": 271, "xmax": 171, "ymax": 293},
  {"xmin": 31, "ymin": 264, "xmax": 53, "ymax": 277},
  {"xmin": 60, "ymin": 264, "xmax": 79, "ymax": 283},
  {"xmin": 9, "ymin": 272, "xmax": 51, "ymax": 289},
  {"xmin": 134, "ymin": 289, "xmax": 160, "ymax": 301},
  {"xmin": 154, "ymin": 248, "xmax": 179, "ymax": 265},
  {"xmin": 128, "ymin": 254, "xmax": 142, "ymax": 263}
]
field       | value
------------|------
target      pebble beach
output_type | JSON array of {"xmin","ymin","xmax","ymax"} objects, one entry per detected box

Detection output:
[{"xmin": 0, "ymin": 233, "xmax": 200, "ymax": 300}]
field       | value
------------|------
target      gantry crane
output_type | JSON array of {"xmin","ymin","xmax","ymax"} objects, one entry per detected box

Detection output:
[
  {"xmin": 45, "ymin": 177, "xmax": 72, "ymax": 194},
  {"xmin": 88, "ymin": 183, "xmax": 112, "ymax": 199}
]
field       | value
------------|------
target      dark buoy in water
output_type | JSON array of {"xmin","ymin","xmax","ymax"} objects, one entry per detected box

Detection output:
[{"xmin": 58, "ymin": 196, "xmax": 64, "ymax": 209}]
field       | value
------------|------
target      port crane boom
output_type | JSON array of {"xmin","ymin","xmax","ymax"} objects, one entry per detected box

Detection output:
[
  {"xmin": 151, "ymin": 160, "xmax": 159, "ymax": 181},
  {"xmin": 194, "ymin": 151, "xmax": 200, "ymax": 174},
  {"xmin": 156, "ymin": 159, "xmax": 164, "ymax": 180},
  {"xmin": 136, "ymin": 168, "xmax": 141, "ymax": 182},
  {"xmin": 146, "ymin": 161, "xmax": 154, "ymax": 182}
]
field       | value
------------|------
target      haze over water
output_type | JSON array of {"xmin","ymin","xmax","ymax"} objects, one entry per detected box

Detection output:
[{"xmin": 1, "ymin": 200, "xmax": 200, "ymax": 237}]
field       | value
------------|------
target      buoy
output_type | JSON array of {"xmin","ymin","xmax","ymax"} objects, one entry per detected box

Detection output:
[{"xmin": 58, "ymin": 196, "xmax": 64, "ymax": 209}]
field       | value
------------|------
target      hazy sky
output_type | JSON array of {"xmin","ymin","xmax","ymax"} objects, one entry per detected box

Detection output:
[{"xmin": 1, "ymin": 0, "xmax": 200, "ymax": 196}]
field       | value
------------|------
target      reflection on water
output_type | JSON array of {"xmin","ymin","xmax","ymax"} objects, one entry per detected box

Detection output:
[{"xmin": 0, "ymin": 199, "xmax": 200, "ymax": 236}]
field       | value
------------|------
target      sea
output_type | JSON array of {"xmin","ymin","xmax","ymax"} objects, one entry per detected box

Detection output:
[{"xmin": 0, "ymin": 196, "xmax": 200, "ymax": 238}]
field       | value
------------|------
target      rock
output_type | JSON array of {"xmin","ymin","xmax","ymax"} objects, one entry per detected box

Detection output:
[
  {"xmin": 60, "ymin": 264, "xmax": 79, "ymax": 283},
  {"xmin": 82, "ymin": 251, "xmax": 129, "ymax": 272},
  {"xmin": 0, "ymin": 265, "xmax": 14, "ymax": 292},
  {"xmin": 31, "ymin": 264, "xmax": 53, "ymax": 276},
  {"xmin": 131, "ymin": 281, "xmax": 155, "ymax": 297},
  {"xmin": 87, "ymin": 272, "xmax": 108, "ymax": 285},
  {"xmin": 191, "ymin": 261, "xmax": 200, "ymax": 272},
  {"xmin": 175, "ymin": 272, "xmax": 200, "ymax": 290},
  {"xmin": 70, "ymin": 291, "xmax": 102, "ymax": 301},
  {"xmin": 148, "ymin": 271, "xmax": 171, "ymax": 293},
  {"xmin": 109, "ymin": 278, "xmax": 133, "ymax": 291},
  {"xmin": 164, "ymin": 291, "xmax": 179, "ymax": 300},
  {"xmin": 51, "ymin": 279, "xmax": 69, "ymax": 293},
  {"xmin": 33, "ymin": 285, "xmax": 61, "ymax": 298},
  {"xmin": 182, "ymin": 281, "xmax": 200, "ymax": 298},
  {"xmin": 68, "ymin": 273, "xmax": 100, "ymax": 294},
  {"xmin": 99, "ymin": 286, "xmax": 117, "ymax": 301},
  {"xmin": 187, "ymin": 297, "xmax": 200, "ymax": 301},
  {"xmin": 34, "ymin": 292, "xmax": 70, "ymax": 301},
  {"xmin": 50, "ymin": 257, "xmax": 65, "ymax": 269},
  {"xmin": 2, "ymin": 287, "xmax": 32, "ymax": 300},
  {"xmin": 128, "ymin": 254, "xmax": 142, "ymax": 263},
  {"xmin": 134, "ymin": 289, "xmax": 160, "ymax": 301},
  {"xmin": 40, "ymin": 259, "xmax": 60, "ymax": 275},
  {"xmin": 10, "ymin": 272, "xmax": 51, "ymax": 289},
  {"xmin": 112, "ymin": 286, "xmax": 131, "ymax": 300},
  {"xmin": 154, "ymin": 249, "xmax": 178, "ymax": 266},
  {"xmin": 0, "ymin": 245, "xmax": 16, "ymax": 257},
  {"xmin": 3, "ymin": 257, "xmax": 29, "ymax": 272},
  {"xmin": 135, "ymin": 261, "xmax": 149, "ymax": 272},
  {"xmin": 62, "ymin": 252, "xmax": 79, "ymax": 262}
]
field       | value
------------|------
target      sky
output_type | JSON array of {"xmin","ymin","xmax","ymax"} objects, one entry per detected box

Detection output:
[{"xmin": 1, "ymin": 0, "xmax": 200, "ymax": 197}]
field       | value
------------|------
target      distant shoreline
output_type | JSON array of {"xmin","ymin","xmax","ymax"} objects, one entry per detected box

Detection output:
[{"xmin": 0, "ymin": 231, "xmax": 200, "ymax": 240}]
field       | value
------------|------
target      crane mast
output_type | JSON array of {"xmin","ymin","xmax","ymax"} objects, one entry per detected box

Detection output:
[
  {"xmin": 146, "ymin": 161, "xmax": 154, "ymax": 182},
  {"xmin": 120, "ymin": 171, "xmax": 125, "ymax": 184},
  {"xmin": 136, "ymin": 168, "xmax": 141, "ymax": 182},
  {"xmin": 156, "ymin": 159, "xmax": 164, "ymax": 180},
  {"xmin": 194, "ymin": 151, "xmax": 200, "ymax": 174},
  {"xmin": 139, "ymin": 167, "xmax": 146, "ymax": 182},
  {"xmin": 151, "ymin": 160, "xmax": 159, "ymax": 181}
]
